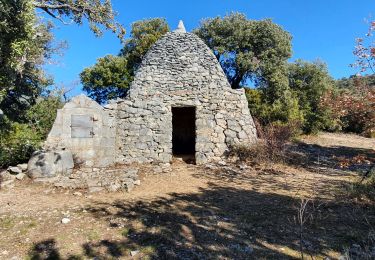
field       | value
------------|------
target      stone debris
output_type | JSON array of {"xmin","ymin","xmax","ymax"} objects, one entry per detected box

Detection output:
[
  {"xmin": 218, "ymin": 160, "xmax": 227, "ymax": 166},
  {"xmin": 73, "ymin": 191, "xmax": 83, "ymax": 196},
  {"xmin": 17, "ymin": 164, "xmax": 28, "ymax": 171},
  {"xmin": 0, "ymin": 180, "xmax": 15, "ymax": 189},
  {"xmin": 0, "ymin": 163, "xmax": 30, "ymax": 189},
  {"xmin": 15, "ymin": 173, "xmax": 25, "ymax": 180},
  {"xmin": 130, "ymin": 250, "xmax": 139, "ymax": 257},
  {"xmin": 7, "ymin": 166, "xmax": 22, "ymax": 175},
  {"xmin": 53, "ymin": 167, "xmax": 140, "ymax": 193},
  {"xmin": 61, "ymin": 218, "xmax": 70, "ymax": 224}
]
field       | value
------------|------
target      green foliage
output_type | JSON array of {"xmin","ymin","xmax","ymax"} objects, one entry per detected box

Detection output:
[
  {"xmin": 33, "ymin": 0, "xmax": 126, "ymax": 41},
  {"xmin": 0, "ymin": 93, "xmax": 63, "ymax": 167},
  {"xmin": 26, "ymin": 95, "xmax": 63, "ymax": 138},
  {"xmin": 246, "ymin": 60, "xmax": 334, "ymax": 133},
  {"xmin": 246, "ymin": 88, "xmax": 301, "ymax": 124},
  {"xmin": 195, "ymin": 13, "xmax": 305, "ymax": 131},
  {"xmin": 80, "ymin": 55, "xmax": 130, "ymax": 104},
  {"xmin": 81, "ymin": 18, "xmax": 170, "ymax": 103},
  {"xmin": 1, "ymin": 0, "xmax": 124, "ymax": 119},
  {"xmin": 0, "ymin": 0, "xmax": 124, "ymax": 166},
  {"xmin": 336, "ymin": 74, "xmax": 375, "ymax": 89},
  {"xmin": 288, "ymin": 60, "xmax": 335, "ymax": 133},
  {"xmin": 0, "ymin": 0, "xmax": 54, "ymax": 121},
  {"xmin": 0, "ymin": 119, "xmax": 42, "ymax": 168},
  {"xmin": 194, "ymin": 12, "xmax": 292, "ymax": 90}
]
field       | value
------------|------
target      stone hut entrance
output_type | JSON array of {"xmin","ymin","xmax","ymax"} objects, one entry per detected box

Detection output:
[{"xmin": 172, "ymin": 107, "xmax": 196, "ymax": 160}]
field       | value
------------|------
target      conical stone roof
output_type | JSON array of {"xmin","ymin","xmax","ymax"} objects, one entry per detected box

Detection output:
[{"xmin": 127, "ymin": 29, "xmax": 232, "ymax": 97}]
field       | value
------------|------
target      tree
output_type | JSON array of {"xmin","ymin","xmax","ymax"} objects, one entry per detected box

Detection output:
[
  {"xmin": 120, "ymin": 18, "xmax": 170, "ymax": 74},
  {"xmin": 0, "ymin": 0, "xmax": 125, "ymax": 121},
  {"xmin": 80, "ymin": 55, "xmax": 130, "ymax": 103},
  {"xmin": 195, "ymin": 13, "xmax": 304, "ymax": 126},
  {"xmin": 81, "ymin": 18, "xmax": 170, "ymax": 103},
  {"xmin": 351, "ymin": 21, "xmax": 375, "ymax": 74},
  {"xmin": 196, "ymin": 13, "xmax": 304, "ymax": 126},
  {"xmin": 288, "ymin": 60, "xmax": 335, "ymax": 133},
  {"xmin": 0, "ymin": 0, "xmax": 54, "ymax": 121},
  {"xmin": 32, "ymin": 0, "xmax": 125, "ymax": 40},
  {"xmin": 194, "ymin": 12, "xmax": 292, "ymax": 91}
]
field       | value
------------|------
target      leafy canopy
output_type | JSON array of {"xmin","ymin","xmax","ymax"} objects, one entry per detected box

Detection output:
[
  {"xmin": 81, "ymin": 18, "xmax": 170, "ymax": 103},
  {"xmin": 0, "ymin": 0, "xmax": 54, "ymax": 121},
  {"xmin": 1, "ymin": 0, "xmax": 125, "ymax": 120},
  {"xmin": 194, "ymin": 12, "xmax": 292, "ymax": 90},
  {"xmin": 80, "ymin": 55, "xmax": 130, "ymax": 103},
  {"xmin": 287, "ymin": 60, "xmax": 335, "ymax": 133}
]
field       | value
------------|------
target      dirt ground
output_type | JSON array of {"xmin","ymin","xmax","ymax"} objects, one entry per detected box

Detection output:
[{"xmin": 0, "ymin": 133, "xmax": 374, "ymax": 259}]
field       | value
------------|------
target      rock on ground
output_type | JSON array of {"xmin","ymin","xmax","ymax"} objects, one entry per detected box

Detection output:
[{"xmin": 27, "ymin": 149, "xmax": 74, "ymax": 179}]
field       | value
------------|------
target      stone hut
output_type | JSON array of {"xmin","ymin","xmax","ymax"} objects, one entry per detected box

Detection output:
[{"xmin": 46, "ymin": 21, "xmax": 257, "ymax": 166}]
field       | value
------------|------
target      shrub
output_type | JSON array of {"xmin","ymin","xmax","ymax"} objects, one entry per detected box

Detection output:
[
  {"xmin": 0, "ymin": 121, "xmax": 42, "ymax": 168},
  {"xmin": 26, "ymin": 95, "xmax": 62, "ymax": 138},
  {"xmin": 321, "ymin": 76, "xmax": 375, "ymax": 137},
  {"xmin": 228, "ymin": 121, "xmax": 300, "ymax": 163},
  {"xmin": 246, "ymin": 60, "xmax": 335, "ymax": 135},
  {"xmin": 0, "ymin": 94, "xmax": 63, "ymax": 167}
]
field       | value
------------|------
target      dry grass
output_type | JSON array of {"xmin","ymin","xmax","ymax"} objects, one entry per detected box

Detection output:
[{"xmin": 0, "ymin": 132, "xmax": 374, "ymax": 259}]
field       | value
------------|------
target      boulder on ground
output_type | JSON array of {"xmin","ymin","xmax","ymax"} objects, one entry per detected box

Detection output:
[{"xmin": 27, "ymin": 149, "xmax": 74, "ymax": 179}]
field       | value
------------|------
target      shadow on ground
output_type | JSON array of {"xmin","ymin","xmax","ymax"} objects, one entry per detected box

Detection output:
[
  {"xmin": 27, "ymin": 141, "xmax": 375, "ymax": 259},
  {"xmin": 29, "ymin": 184, "xmax": 374, "ymax": 259},
  {"xmin": 287, "ymin": 142, "xmax": 375, "ymax": 175}
]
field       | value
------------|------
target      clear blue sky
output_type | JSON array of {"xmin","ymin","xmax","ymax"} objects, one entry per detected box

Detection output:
[{"xmin": 45, "ymin": 0, "xmax": 375, "ymax": 96}]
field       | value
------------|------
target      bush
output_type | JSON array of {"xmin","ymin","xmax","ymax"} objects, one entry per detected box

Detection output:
[
  {"xmin": 245, "ymin": 60, "xmax": 335, "ymax": 135},
  {"xmin": 26, "ymin": 95, "xmax": 62, "ymax": 139},
  {"xmin": 321, "ymin": 76, "xmax": 375, "ymax": 137},
  {"xmin": 0, "ymin": 120, "xmax": 42, "ymax": 168},
  {"xmin": 0, "ymin": 94, "xmax": 63, "ymax": 168},
  {"xmin": 228, "ymin": 121, "xmax": 300, "ymax": 163}
]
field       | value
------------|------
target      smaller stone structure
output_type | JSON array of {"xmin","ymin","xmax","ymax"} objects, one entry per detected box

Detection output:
[{"xmin": 46, "ymin": 94, "xmax": 117, "ymax": 167}]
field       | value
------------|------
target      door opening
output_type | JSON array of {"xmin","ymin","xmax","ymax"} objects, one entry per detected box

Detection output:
[{"xmin": 172, "ymin": 107, "xmax": 196, "ymax": 163}]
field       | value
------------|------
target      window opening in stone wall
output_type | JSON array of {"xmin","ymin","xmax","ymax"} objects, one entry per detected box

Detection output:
[
  {"xmin": 71, "ymin": 115, "xmax": 94, "ymax": 138},
  {"xmin": 172, "ymin": 107, "xmax": 196, "ymax": 163}
]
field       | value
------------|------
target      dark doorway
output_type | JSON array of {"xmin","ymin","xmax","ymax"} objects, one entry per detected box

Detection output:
[{"xmin": 172, "ymin": 107, "xmax": 196, "ymax": 161}]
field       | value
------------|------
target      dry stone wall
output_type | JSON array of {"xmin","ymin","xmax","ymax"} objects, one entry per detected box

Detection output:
[{"xmin": 116, "ymin": 31, "xmax": 257, "ymax": 165}]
